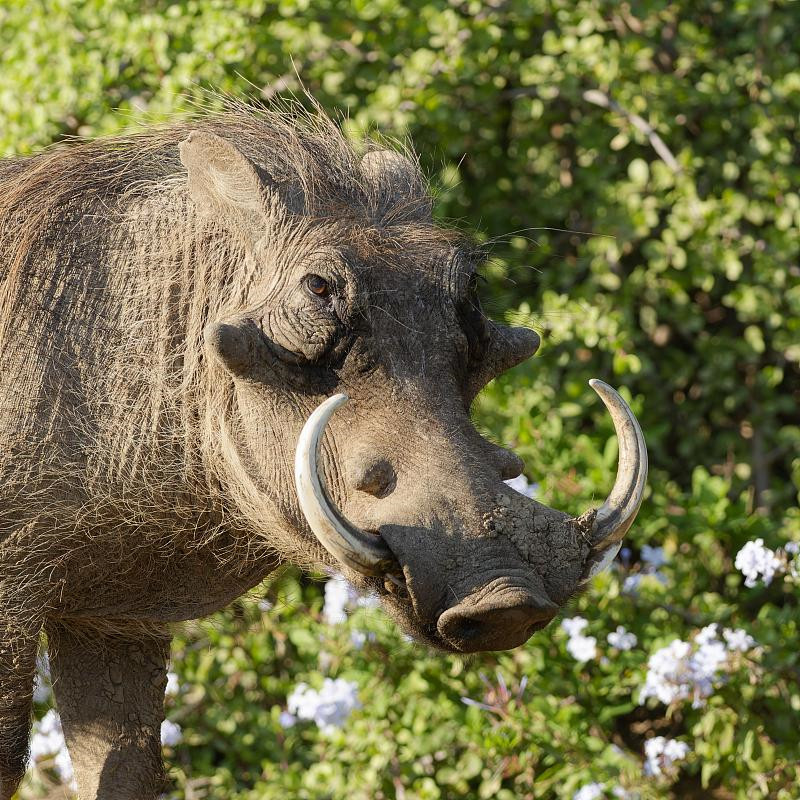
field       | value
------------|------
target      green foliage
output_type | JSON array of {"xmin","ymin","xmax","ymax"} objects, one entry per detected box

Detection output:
[{"xmin": 6, "ymin": 1, "xmax": 799, "ymax": 798}]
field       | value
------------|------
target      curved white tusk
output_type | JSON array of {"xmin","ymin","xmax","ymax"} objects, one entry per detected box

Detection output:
[
  {"xmin": 588, "ymin": 379, "xmax": 648, "ymax": 550},
  {"xmin": 294, "ymin": 393, "xmax": 397, "ymax": 576}
]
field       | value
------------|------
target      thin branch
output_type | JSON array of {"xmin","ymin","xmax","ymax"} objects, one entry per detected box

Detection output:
[{"xmin": 582, "ymin": 88, "xmax": 682, "ymax": 173}]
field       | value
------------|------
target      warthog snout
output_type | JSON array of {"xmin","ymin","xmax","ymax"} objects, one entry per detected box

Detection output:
[
  {"xmin": 294, "ymin": 381, "xmax": 647, "ymax": 652},
  {"xmin": 437, "ymin": 584, "xmax": 558, "ymax": 652}
]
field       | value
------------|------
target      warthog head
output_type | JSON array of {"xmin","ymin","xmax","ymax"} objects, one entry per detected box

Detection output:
[{"xmin": 180, "ymin": 118, "xmax": 646, "ymax": 653}]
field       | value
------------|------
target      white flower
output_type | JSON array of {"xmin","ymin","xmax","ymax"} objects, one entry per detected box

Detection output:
[
  {"xmin": 29, "ymin": 709, "xmax": 66, "ymax": 762},
  {"xmin": 32, "ymin": 652, "xmax": 52, "ymax": 703},
  {"xmin": 784, "ymin": 541, "xmax": 799, "ymax": 555},
  {"xmin": 734, "ymin": 538, "xmax": 783, "ymax": 587},
  {"xmin": 722, "ymin": 627, "xmax": 756, "ymax": 651},
  {"xmin": 322, "ymin": 574, "xmax": 379, "ymax": 625},
  {"xmin": 562, "ymin": 616, "xmax": 597, "ymax": 662},
  {"xmin": 349, "ymin": 630, "xmax": 375, "ymax": 649},
  {"xmin": 641, "ymin": 545, "xmax": 667, "ymax": 569},
  {"xmin": 567, "ymin": 634, "xmax": 597, "ymax": 662},
  {"xmin": 322, "ymin": 575, "xmax": 359, "ymax": 625},
  {"xmin": 505, "ymin": 475, "xmax": 539, "ymax": 498},
  {"xmin": 611, "ymin": 788, "xmax": 631, "ymax": 799},
  {"xmin": 607, "ymin": 626, "xmax": 637, "ymax": 651},
  {"xmin": 258, "ymin": 598, "xmax": 273, "ymax": 612},
  {"xmin": 644, "ymin": 736, "xmax": 689, "ymax": 776},
  {"xmin": 693, "ymin": 640, "xmax": 727, "ymax": 681},
  {"xmin": 160, "ymin": 720, "xmax": 183, "ymax": 747},
  {"xmin": 622, "ymin": 570, "xmax": 667, "ymax": 594},
  {"xmin": 33, "ymin": 672, "xmax": 52, "ymax": 704},
  {"xmin": 663, "ymin": 739, "xmax": 690, "ymax": 761},
  {"xmin": 278, "ymin": 710, "xmax": 297, "ymax": 728},
  {"xmin": 573, "ymin": 783, "xmax": 604, "ymax": 800},
  {"xmin": 287, "ymin": 678, "xmax": 361, "ymax": 733},
  {"xmin": 165, "ymin": 672, "xmax": 180, "ymax": 697},
  {"xmin": 622, "ymin": 574, "xmax": 642, "ymax": 594},
  {"xmin": 53, "ymin": 746, "xmax": 75, "ymax": 788},
  {"xmin": 694, "ymin": 623, "xmax": 718, "ymax": 646},
  {"xmin": 639, "ymin": 639, "xmax": 692, "ymax": 706},
  {"xmin": 561, "ymin": 616, "xmax": 589, "ymax": 638}
]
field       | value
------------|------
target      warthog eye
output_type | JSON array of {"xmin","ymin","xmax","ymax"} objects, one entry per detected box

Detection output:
[{"xmin": 305, "ymin": 274, "xmax": 331, "ymax": 298}]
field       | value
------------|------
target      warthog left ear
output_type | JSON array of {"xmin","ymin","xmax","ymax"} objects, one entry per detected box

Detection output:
[
  {"xmin": 204, "ymin": 316, "xmax": 258, "ymax": 377},
  {"xmin": 203, "ymin": 313, "xmax": 291, "ymax": 379},
  {"xmin": 179, "ymin": 130, "xmax": 283, "ymax": 243}
]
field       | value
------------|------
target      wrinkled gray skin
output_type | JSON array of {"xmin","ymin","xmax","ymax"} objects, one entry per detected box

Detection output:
[{"xmin": 0, "ymin": 110, "xmax": 613, "ymax": 799}]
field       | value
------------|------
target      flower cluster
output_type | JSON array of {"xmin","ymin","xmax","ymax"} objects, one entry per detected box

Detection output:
[
  {"xmin": 322, "ymin": 575, "xmax": 360, "ymax": 625},
  {"xmin": 622, "ymin": 545, "xmax": 669, "ymax": 594},
  {"xmin": 572, "ymin": 783, "xmax": 603, "ymax": 800},
  {"xmin": 322, "ymin": 573, "xmax": 379, "ymax": 626},
  {"xmin": 572, "ymin": 783, "xmax": 631, "ymax": 799},
  {"xmin": 165, "ymin": 670, "xmax": 181, "ymax": 697},
  {"xmin": 283, "ymin": 678, "xmax": 361, "ymax": 733},
  {"xmin": 643, "ymin": 736, "xmax": 690, "ymax": 777},
  {"xmin": 606, "ymin": 625, "xmax": 637, "ymax": 651},
  {"xmin": 561, "ymin": 616, "xmax": 597, "ymax": 662},
  {"xmin": 160, "ymin": 719, "xmax": 183, "ymax": 747},
  {"xmin": 639, "ymin": 624, "xmax": 756, "ymax": 708},
  {"xmin": 735, "ymin": 538, "xmax": 799, "ymax": 587},
  {"xmin": 349, "ymin": 630, "xmax": 376, "ymax": 649}
]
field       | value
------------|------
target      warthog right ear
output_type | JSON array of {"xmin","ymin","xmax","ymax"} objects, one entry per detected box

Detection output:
[
  {"xmin": 179, "ymin": 130, "xmax": 279, "ymax": 243},
  {"xmin": 360, "ymin": 148, "xmax": 432, "ymax": 221}
]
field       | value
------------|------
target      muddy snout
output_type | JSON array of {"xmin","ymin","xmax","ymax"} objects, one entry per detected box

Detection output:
[{"xmin": 437, "ymin": 582, "xmax": 558, "ymax": 653}]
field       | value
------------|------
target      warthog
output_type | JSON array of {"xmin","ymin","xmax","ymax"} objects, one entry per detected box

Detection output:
[{"xmin": 0, "ymin": 104, "xmax": 646, "ymax": 799}]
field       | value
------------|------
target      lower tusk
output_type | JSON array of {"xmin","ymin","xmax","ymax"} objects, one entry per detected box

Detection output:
[{"xmin": 294, "ymin": 393, "xmax": 397, "ymax": 577}]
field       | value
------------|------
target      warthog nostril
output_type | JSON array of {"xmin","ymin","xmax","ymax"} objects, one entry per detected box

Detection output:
[
  {"xmin": 450, "ymin": 618, "xmax": 483, "ymax": 641},
  {"xmin": 437, "ymin": 591, "xmax": 558, "ymax": 653}
]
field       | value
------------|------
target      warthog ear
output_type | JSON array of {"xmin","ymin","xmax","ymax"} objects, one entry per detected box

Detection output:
[
  {"xmin": 204, "ymin": 314, "xmax": 305, "ymax": 379},
  {"xmin": 204, "ymin": 317, "xmax": 256, "ymax": 377},
  {"xmin": 360, "ymin": 148, "xmax": 432, "ymax": 221},
  {"xmin": 203, "ymin": 314, "xmax": 285, "ymax": 378},
  {"xmin": 179, "ymin": 130, "xmax": 280, "ymax": 243}
]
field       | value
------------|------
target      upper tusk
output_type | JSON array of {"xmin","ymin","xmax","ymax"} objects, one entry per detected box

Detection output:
[
  {"xmin": 294, "ymin": 393, "xmax": 397, "ymax": 577},
  {"xmin": 588, "ymin": 379, "xmax": 648, "ymax": 551}
]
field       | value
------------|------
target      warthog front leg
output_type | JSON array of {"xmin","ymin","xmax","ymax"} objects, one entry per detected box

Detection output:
[
  {"xmin": 0, "ymin": 612, "xmax": 41, "ymax": 800},
  {"xmin": 46, "ymin": 622, "xmax": 171, "ymax": 800}
]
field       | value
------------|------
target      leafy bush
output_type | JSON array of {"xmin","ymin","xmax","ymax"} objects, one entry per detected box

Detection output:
[{"xmin": 5, "ymin": 0, "xmax": 799, "ymax": 798}]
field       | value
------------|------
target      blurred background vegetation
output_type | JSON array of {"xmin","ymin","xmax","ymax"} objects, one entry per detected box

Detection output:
[{"xmin": 3, "ymin": 1, "xmax": 798, "ymax": 798}]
